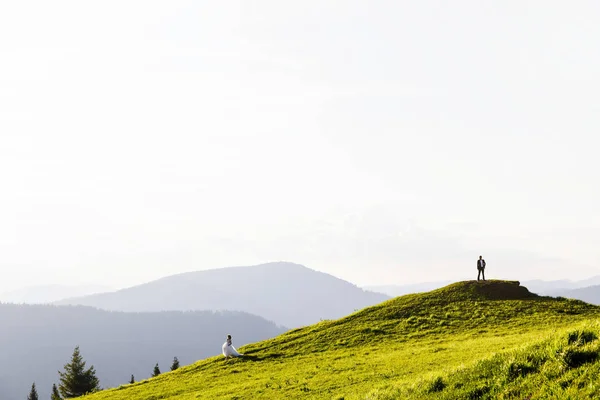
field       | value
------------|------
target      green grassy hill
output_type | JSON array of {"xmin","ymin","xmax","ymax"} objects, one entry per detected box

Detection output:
[{"xmin": 83, "ymin": 280, "xmax": 600, "ymax": 399}]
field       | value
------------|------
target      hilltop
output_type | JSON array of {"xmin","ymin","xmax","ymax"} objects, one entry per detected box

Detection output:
[
  {"xmin": 81, "ymin": 280, "xmax": 600, "ymax": 399},
  {"xmin": 0, "ymin": 303, "xmax": 284, "ymax": 400},
  {"xmin": 55, "ymin": 262, "xmax": 389, "ymax": 327}
]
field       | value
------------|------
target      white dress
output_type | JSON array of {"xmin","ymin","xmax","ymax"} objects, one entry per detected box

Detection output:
[{"xmin": 222, "ymin": 339, "xmax": 242, "ymax": 357}]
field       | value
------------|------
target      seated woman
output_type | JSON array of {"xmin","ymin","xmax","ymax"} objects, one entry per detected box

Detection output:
[{"xmin": 222, "ymin": 334, "xmax": 243, "ymax": 358}]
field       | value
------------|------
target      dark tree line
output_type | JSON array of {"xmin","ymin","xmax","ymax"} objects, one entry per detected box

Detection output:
[
  {"xmin": 28, "ymin": 348, "xmax": 182, "ymax": 398},
  {"xmin": 2, "ymin": 302, "xmax": 282, "ymax": 399}
]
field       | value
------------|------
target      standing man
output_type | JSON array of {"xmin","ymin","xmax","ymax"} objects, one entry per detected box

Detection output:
[{"xmin": 477, "ymin": 255, "xmax": 486, "ymax": 281}]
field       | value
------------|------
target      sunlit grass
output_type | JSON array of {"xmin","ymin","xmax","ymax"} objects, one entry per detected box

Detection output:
[{"xmin": 83, "ymin": 280, "xmax": 600, "ymax": 399}]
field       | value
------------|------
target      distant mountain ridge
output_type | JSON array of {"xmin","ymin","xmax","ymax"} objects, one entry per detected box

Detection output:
[
  {"xmin": 0, "ymin": 284, "xmax": 113, "ymax": 304},
  {"xmin": 365, "ymin": 281, "xmax": 452, "ymax": 297},
  {"xmin": 55, "ymin": 262, "xmax": 389, "ymax": 328},
  {"xmin": 522, "ymin": 275, "xmax": 600, "ymax": 295},
  {"xmin": 547, "ymin": 285, "xmax": 600, "ymax": 305},
  {"xmin": 0, "ymin": 303, "xmax": 284, "ymax": 400}
]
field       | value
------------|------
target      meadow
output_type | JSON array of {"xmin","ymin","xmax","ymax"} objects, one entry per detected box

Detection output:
[{"xmin": 83, "ymin": 281, "xmax": 600, "ymax": 399}]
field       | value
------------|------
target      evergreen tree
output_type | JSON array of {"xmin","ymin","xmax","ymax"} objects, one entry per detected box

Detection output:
[
  {"xmin": 129, "ymin": 375, "xmax": 135, "ymax": 384},
  {"xmin": 58, "ymin": 346, "xmax": 100, "ymax": 398},
  {"xmin": 50, "ymin": 383, "xmax": 62, "ymax": 400},
  {"xmin": 27, "ymin": 382, "xmax": 38, "ymax": 400},
  {"xmin": 170, "ymin": 357, "xmax": 180, "ymax": 371},
  {"xmin": 151, "ymin": 363, "xmax": 161, "ymax": 377}
]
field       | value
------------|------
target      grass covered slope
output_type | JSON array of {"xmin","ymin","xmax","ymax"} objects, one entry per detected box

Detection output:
[
  {"xmin": 381, "ymin": 323, "xmax": 600, "ymax": 399},
  {"xmin": 83, "ymin": 280, "xmax": 600, "ymax": 400}
]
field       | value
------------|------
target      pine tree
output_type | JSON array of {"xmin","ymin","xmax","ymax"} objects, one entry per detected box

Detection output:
[
  {"xmin": 129, "ymin": 374, "xmax": 135, "ymax": 384},
  {"xmin": 27, "ymin": 382, "xmax": 38, "ymax": 400},
  {"xmin": 58, "ymin": 346, "xmax": 100, "ymax": 398},
  {"xmin": 51, "ymin": 383, "xmax": 62, "ymax": 400},
  {"xmin": 151, "ymin": 363, "xmax": 161, "ymax": 377},
  {"xmin": 170, "ymin": 357, "xmax": 180, "ymax": 371}
]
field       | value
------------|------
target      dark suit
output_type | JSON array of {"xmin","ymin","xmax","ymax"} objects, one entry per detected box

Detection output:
[{"xmin": 477, "ymin": 259, "xmax": 486, "ymax": 281}]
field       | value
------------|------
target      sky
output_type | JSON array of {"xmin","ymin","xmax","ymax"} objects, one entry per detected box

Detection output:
[{"xmin": 1, "ymin": 1, "xmax": 600, "ymax": 293}]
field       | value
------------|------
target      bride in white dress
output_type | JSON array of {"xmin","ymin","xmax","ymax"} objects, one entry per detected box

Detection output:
[{"xmin": 222, "ymin": 334, "xmax": 243, "ymax": 358}]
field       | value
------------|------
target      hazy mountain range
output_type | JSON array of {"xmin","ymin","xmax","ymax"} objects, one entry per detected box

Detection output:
[
  {"xmin": 55, "ymin": 262, "xmax": 389, "ymax": 327},
  {"xmin": 0, "ymin": 303, "xmax": 284, "ymax": 400},
  {"xmin": 521, "ymin": 276, "xmax": 600, "ymax": 295},
  {"xmin": 545, "ymin": 285, "xmax": 600, "ymax": 305},
  {"xmin": 365, "ymin": 281, "xmax": 452, "ymax": 297},
  {"xmin": 0, "ymin": 284, "xmax": 113, "ymax": 304}
]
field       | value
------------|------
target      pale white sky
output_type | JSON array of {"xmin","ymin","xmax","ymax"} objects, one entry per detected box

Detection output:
[{"xmin": 1, "ymin": 1, "xmax": 600, "ymax": 293}]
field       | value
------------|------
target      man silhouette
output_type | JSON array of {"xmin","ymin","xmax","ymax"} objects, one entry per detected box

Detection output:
[{"xmin": 477, "ymin": 255, "xmax": 486, "ymax": 281}]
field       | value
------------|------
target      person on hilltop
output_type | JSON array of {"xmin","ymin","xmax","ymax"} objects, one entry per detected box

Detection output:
[
  {"xmin": 222, "ymin": 334, "xmax": 243, "ymax": 359},
  {"xmin": 477, "ymin": 255, "xmax": 486, "ymax": 281}
]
